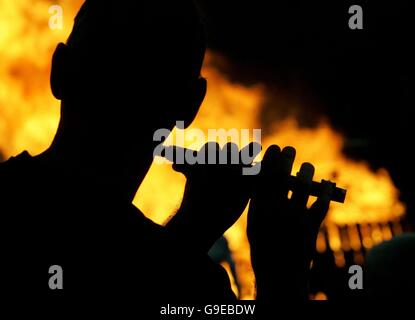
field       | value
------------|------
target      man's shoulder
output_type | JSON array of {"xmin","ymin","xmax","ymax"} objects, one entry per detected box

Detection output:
[
  {"xmin": 0, "ymin": 151, "xmax": 31, "ymax": 176},
  {"xmin": 0, "ymin": 151, "xmax": 32, "ymax": 178},
  {"xmin": 0, "ymin": 151, "xmax": 33, "ymax": 203}
]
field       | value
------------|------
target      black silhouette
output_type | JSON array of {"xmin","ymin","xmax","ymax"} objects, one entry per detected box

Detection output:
[
  {"xmin": 0, "ymin": 0, "xmax": 338, "ymax": 309},
  {"xmin": 166, "ymin": 142, "xmax": 257, "ymax": 253},
  {"xmin": 248, "ymin": 146, "xmax": 334, "ymax": 301},
  {"xmin": 365, "ymin": 233, "xmax": 415, "ymax": 300},
  {"xmin": 0, "ymin": 0, "xmax": 237, "ymax": 303}
]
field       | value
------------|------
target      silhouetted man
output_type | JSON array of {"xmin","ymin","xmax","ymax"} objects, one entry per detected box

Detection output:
[
  {"xmin": 0, "ymin": 0, "xmax": 237, "ymax": 304},
  {"xmin": 1, "ymin": 0, "xmax": 336, "ymax": 310}
]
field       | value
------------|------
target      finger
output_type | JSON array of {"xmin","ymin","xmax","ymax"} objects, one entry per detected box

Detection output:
[
  {"xmin": 279, "ymin": 147, "xmax": 296, "ymax": 177},
  {"xmin": 219, "ymin": 143, "xmax": 243, "ymax": 182},
  {"xmin": 168, "ymin": 146, "xmax": 194, "ymax": 175},
  {"xmin": 291, "ymin": 162, "xmax": 315, "ymax": 209},
  {"xmin": 261, "ymin": 145, "xmax": 281, "ymax": 174},
  {"xmin": 239, "ymin": 142, "xmax": 262, "ymax": 179},
  {"xmin": 204, "ymin": 142, "xmax": 221, "ymax": 164},
  {"xmin": 249, "ymin": 145, "xmax": 281, "ymax": 200},
  {"xmin": 260, "ymin": 145, "xmax": 281, "ymax": 189},
  {"xmin": 309, "ymin": 180, "xmax": 335, "ymax": 230},
  {"xmin": 274, "ymin": 146, "xmax": 296, "ymax": 198},
  {"xmin": 223, "ymin": 142, "xmax": 240, "ymax": 165},
  {"xmin": 172, "ymin": 162, "xmax": 191, "ymax": 175},
  {"xmin": 248, "ymin": 145, "xmax": 282, "ymax": 241},
  {"xmin": 240, "ymin": 142, "xmax": 262, "ymax": 166}
]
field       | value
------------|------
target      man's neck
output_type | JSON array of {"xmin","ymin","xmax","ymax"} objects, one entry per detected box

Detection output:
[{"xmin": 35, "ymin": 142, "xmax": 152, "ymax": 204}]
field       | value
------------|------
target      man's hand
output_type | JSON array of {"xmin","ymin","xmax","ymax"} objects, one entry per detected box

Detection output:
[
  {"xmin": 166, "ymin": 142, "xmax": 260, "ymax": 252},
  {"xmin": 247, "ymin": 145, "xmax": 334, "ymax": 301}
]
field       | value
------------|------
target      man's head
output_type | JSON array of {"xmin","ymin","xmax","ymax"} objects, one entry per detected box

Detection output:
[{"xmin": 49, "ymin": 0, "xmax": 207, "ymax": 192}]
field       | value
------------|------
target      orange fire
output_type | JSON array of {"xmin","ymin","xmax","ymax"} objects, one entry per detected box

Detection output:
[{"xmin": 0, "ymin": 0, "xmax": 405, "ymax": 300}]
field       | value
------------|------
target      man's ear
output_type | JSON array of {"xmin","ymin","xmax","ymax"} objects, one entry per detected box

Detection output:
[
  {"xmin": 181, "ymin": 77, "xmax": 207, "ymax": 128},
  {"xmin": 50, "ymin": 43, "xmax": 70, "ymax": 100}
]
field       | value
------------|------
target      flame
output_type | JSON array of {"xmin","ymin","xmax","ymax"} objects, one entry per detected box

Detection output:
[
  {"xmin": 0, "ymin": 0, "xmax": 405, "ymax": 300},
  {"xmin": 0, "ymin": 0, "xmax": 80, "ymax": 157}
]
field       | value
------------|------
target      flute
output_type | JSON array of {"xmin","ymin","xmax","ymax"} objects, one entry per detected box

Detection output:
[{"xmin": 158, "ymin": 145, "xmax": 347, "ymax": 203}]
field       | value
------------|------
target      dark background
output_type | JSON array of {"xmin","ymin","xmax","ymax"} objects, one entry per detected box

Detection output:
[{"xmin": 197, "ymin": 0, "xmax": 414, "ymax": 221}]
